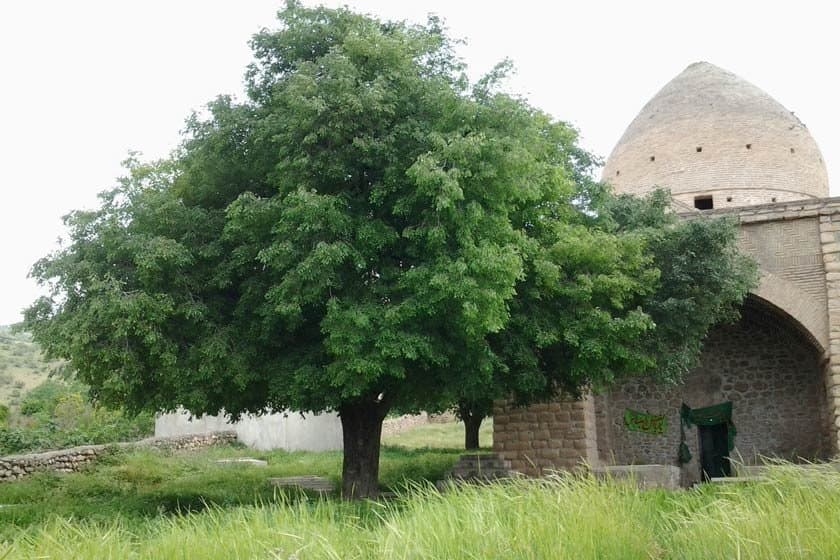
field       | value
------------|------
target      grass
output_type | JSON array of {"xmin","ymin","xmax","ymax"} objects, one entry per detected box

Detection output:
[
  {"xmin": 3, "ymin": 464, "xmax": 840, "ymax": 558},
  {"xmin": 2, "ymin": 419, "xmax": 840, "ymax": 558},
  {"xmin": 0, "ymin": 444, "xmax": 461, "ymax": 535},
  {"xmin": 0, "ymin": 415, "xmax": 474, "ymax": 534},
  {"xmin": 0, "ymin": 327, "xmax": 52, "ymax": 407},
  {"xmin": 382, "ymin": 418, "xmax": 493, "ymax": 450}
]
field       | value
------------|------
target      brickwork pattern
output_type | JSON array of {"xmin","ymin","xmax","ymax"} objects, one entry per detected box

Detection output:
[
  {"xmin": 739, "ymin": 218, "xmax": 825, "ymax": 300},
  {"xmin": 493, "ymin": 199, "xmax": 840, "ymax": 480},
  {"xmin": 819, "ymin": 212, "xmax": 840, "ymax": 451},
  {"xmin": 493, "ymin": 397, "xmax": 598, "ymax": 476},
  {"xmin": 601, "ymin": 306, "xmax": 829, "ymax": 485},
  {"xmin": 602, "ymin": 62, "xmax": 828, "ymax": 206},
  {"xmin": 671, "ymin": 189, "xmax": 818, "ymax": 212}
]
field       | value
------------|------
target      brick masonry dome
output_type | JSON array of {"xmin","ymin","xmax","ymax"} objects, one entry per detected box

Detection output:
[{"xmin": 602, "ymin": 62, "xmax": 829, "ymax": 210}]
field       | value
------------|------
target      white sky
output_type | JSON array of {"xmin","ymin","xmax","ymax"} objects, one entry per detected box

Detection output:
[{"xmin": 1, "ymin": 0, "xmax": 838, "ymax": 326}]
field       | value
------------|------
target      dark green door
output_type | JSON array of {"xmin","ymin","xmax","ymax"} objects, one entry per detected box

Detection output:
[{"xmin": 699, "ymin": 423, "xmax": 731, "ymax": 480}]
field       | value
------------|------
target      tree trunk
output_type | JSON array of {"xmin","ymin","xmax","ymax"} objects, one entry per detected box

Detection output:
[
  {"xmin": 464, "ymin": 413, "xmax": 483, "ymax": 450},
  {"xmin": 338, "ymin": 400, "xmax": 389, "ymax": 499}
]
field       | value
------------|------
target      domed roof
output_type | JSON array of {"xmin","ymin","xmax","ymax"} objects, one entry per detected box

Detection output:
[{"xmin": 602, "ymin": 62, "xmax": 828, "ymax": 209}]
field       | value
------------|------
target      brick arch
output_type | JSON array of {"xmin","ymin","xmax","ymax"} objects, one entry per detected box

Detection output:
[{"xmin": 749, "ymin": 271, "xmax": 827, "ymax": 354}]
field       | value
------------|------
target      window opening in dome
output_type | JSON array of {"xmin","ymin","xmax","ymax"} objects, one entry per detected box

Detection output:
[
  {"xmin": 696, "ymin": 147, "xmax": 703, "ymax": 153},
  {"xmin": 694, "ymin": 196, "xmax": 713, "ymax": 210},
  {"xmin": 650, "ymin": 156, "xmax": 655, "ymax": 162},
  {"xmin": 790, "ymin": 148, "xmax": 795, "ymax": 154},
  {"xmin": 746, "ymin": 144, "xmax": 752, "ymax": 150},
  {"xmin": 616, "ymin": 170, "xmax": 620, "ymax": 176},
  {"xmin": 772, "ymin": 197, "xmax": 777, "ymax": 203},
  {"xmin": 726, "ymin": 196, "xmax": 733, "ymax": 202}
]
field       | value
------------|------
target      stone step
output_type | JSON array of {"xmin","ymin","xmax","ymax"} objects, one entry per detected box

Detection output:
[
  {"xmin": 446, "ymin": 453, "xmax": 513, "ymax": 482},
  {"xmin": 215, "ymin": 458, "xmax": 268, "ymax": 467},
  {"xmin": 709, "ymin": 476, "xmax": 766, "ymax": 484},
  {"xmin": 269, "ymin": 475, "xmax": 335, "ymax": 495}
]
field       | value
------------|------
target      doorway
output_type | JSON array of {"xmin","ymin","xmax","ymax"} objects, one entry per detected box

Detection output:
[{"xmin": 699, "ymin": 423, "xmax": 731, "ymax": 480}]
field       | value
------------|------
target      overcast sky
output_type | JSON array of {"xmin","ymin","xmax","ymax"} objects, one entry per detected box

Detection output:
[{"xmin": 1, "ymin": 0, "xmax": 838, "ymax": 326}]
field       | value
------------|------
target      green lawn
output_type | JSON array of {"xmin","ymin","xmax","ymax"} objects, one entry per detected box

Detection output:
[{"xmin": 382, "ymin": 418, "xmax": 493, "ymax": 450}]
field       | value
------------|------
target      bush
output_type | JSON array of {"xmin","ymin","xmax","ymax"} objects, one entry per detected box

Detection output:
[
  {"xmin": 19, "ymin": 380, "xmax": 70, "ymax": 417},
  {"xmin": 0, "ymin": 427, "xmax": 53, "ymax": 454},
  {"xmin": 1, "ymin": 381, "xmax": 154, "ymax": 455}
]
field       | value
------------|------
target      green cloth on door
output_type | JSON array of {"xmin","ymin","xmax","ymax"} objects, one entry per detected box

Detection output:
[{"xmin": 678, "ymin": 401, "xmax": 736, "ymax": 464}]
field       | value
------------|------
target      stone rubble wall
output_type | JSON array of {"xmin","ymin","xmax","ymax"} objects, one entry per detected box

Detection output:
[
  {"xmin": 0, "ymin": 431, "xmax": 237, "ymax": 482},
  {"xmin": 382, "ymin": 412, "xmax": 431, "ymax": 436},
  {"xmin": 381, "ymin": 411, "xmax": 458, "ymax": 436}
]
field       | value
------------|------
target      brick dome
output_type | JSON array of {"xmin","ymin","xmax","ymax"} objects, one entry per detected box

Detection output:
[{"xmin": 602, "ymin": 62, "xmax": 829, "ymax": 210}]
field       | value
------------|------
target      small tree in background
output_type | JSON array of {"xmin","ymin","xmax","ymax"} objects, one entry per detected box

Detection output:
[{"xmin": 24, "ymin": 3, "xmax": 756, "ymax": 498}]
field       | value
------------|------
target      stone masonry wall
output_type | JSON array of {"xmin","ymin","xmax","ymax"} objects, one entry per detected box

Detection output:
[
  {"xmin": 493, "ymin": 397, "xmax": 598, "ymax": 476},
  {"xmin": 601, "ymin": 305, "xmax": 829, "ymax": 485},
  {"xmin": 711, "ymin": 198, "xmax": 840, "ymax": 453},
  {"xmin": 819, "ymin": 210, "xmax": 840, "ymax": 450},
  {"xmin": 0, "ymin": 431, "xmax": 237, "ymax": 482},
  {"xmin": 492, "ymin": 198, "xmax": 840, "ymax": 481}
]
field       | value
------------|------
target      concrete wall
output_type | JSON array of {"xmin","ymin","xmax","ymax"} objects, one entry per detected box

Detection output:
[{"xmin": 155, "ymin": 409, "xmax": 343, "ymax": 452}]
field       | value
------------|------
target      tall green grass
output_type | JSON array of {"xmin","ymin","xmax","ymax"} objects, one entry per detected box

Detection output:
[
  {"xmin": 3, "ymin": 463, "xmax": 840, "ymax": 559},
  {"xmin": 0, "ymin": 445, "xmax": 460, "ymax": 535}
]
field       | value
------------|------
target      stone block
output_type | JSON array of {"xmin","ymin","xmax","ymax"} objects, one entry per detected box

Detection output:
[{"xmin": 591, "ymin": 465, "xmax": 682, "ymax": 490}]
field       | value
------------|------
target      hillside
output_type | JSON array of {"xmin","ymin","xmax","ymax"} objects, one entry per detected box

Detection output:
[{"xmin": 0, "ymin": 326, "xmax": 53, "ymax": 407}]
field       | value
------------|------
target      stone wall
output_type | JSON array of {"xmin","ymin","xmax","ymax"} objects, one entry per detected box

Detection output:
[
  {"xmin": 601, "ymin": 304, "xmax": 829, "ymax": 485},
  {"xmin": 492, "ymin": 199, "xmax": 840, "ymax": 482},
  {"xmin": 493, "ymin": 397, "xmax": 598, "ymax": 476},
  {"xmin": 382, "ymin": 412, "xmax": 431, "ymax": 436},
  {"xmin": 381, "ymin": 411, "xmax": 458, "ymax": 436},
  {"xmin": 819, "ymin": 211, "xmax": 840, "ymax": 450},
  {"xmin": 0, "ymin": 431, "xmax": 237, "ymax": 482}
]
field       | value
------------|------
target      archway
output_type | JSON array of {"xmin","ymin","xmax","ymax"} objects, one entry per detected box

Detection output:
[{"xmin": 600, "ymin": 298, "xmax": 831, "ymax": 483}]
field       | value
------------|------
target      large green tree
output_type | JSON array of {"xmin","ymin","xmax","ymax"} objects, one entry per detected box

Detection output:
[{"xmin": 24, "ymin": 3, "xmax": 755, "ymax": 498}]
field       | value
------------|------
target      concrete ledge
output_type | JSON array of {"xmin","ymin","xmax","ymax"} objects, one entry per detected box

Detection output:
[
  {"xmin": 269, "ymin": 475, "xmax": 335, "ymax": 495},
  {"xmin": 710, "ymin": 476, "xmax": 766, "ymax": 484},
  {"xmin": 591, "ymin": 464, "xmax": 682, "ymax": 489}
]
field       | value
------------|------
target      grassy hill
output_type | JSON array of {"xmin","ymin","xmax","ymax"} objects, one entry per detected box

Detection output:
[{"xmin": 0, "ymin": 326, "xmax": 53, "ymax": 407}]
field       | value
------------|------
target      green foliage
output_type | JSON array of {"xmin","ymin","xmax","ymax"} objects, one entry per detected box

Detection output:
[
  {"xmin": 19, "ymin": 379, "xmax": 69, "ymax": 416},
  {"xmin": 0, "ymin": 380, "xmax": 153, "ymax": 455},
  {"xmin": 22, "ymin": 2, "xmax": 755, "ymax": 490},
  {"xmin": 600, "ymin": 190, "xmax": 759, "ymax": 384},
  {"xmin": 0, "ymin": 403, "xmax": 8, "ymax": 428},
  {"xmin": 23, "ymin": 4, "xmax": 567, "ymax": 417}
]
